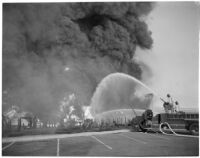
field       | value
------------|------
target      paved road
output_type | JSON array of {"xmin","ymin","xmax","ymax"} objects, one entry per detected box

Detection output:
[
  {"xmin": 2, "ymin": 129, "xmax": 129, "ymax": 143},
  {"xmin": 2, "ymin": 131, "xmax": 199, "ymax": 156}
]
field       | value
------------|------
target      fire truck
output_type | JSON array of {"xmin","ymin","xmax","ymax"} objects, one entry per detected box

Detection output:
[
  {"xmin": 152, "ymin": 112, "xmax": 199, "ymax": 135},
  {"xmin": 131, "ymin": 94, "xmax": 199, "ymax": 135}
]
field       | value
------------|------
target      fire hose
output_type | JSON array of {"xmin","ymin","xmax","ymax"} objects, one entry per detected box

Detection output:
[{"xmin": 159, "ymin": 122, "xmax": 199, "ymax": 138}]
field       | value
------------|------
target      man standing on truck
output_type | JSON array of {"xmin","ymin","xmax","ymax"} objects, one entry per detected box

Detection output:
[{"xmin": 161, "ymin": 94, "xmax": 180, "ymax": 113}]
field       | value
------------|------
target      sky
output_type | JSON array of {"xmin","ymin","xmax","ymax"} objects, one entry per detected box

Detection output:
[{"xmin": 136, "ymin": 2, "xmax": 199, "ymax": 112}]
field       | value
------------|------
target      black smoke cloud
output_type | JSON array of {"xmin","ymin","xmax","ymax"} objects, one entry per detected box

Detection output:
[{"xmin": 3, "ymin": 2, "xmax": 154, "ymax": 121}]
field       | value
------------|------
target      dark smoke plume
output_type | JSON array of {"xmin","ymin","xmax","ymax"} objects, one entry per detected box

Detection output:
[{"xmin": 3, "ymin": 2, "xmax": 154, "ymax": 121}]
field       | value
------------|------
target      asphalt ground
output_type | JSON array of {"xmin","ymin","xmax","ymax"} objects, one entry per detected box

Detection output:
[{"xmin": 2, "ymin": 131, "xmax": 199, "ymax": 156}]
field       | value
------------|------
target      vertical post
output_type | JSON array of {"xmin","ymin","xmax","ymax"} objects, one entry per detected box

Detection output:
[
  {"xmin": 29, "ymin": 118, "xmax": 33, "ymax": 128},
  {"xmin": 9, "ymin": 120, "xmax": 12, "ymax": 130},
  {"xmin": 18, "ymin": 118, "xmax": 21, "ymax": 131},
  {"xmin": 33, "ymin": 116, "xmax": 37, "ymax": 128}
]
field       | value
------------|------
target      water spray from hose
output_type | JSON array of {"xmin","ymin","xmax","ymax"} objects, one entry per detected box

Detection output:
[{"xmin": 90, "ymin": 72, "xmax": 161, "ymax": 115}]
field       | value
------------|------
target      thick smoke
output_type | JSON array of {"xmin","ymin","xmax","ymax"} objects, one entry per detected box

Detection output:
[{"xmin": 3, "ymin": 3, "xmax": 154, "ymax": 121}]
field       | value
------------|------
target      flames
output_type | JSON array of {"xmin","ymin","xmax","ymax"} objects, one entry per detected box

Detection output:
[
  {"xmin": 82, "ymin": 106, "xmax": 94, "ymax": 120},
  {"xmin": 59, "ymin": 93, "xmax": 94, "ymax": 127}
]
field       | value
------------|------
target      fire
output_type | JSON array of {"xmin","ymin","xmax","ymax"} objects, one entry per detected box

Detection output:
[
  {"xmin": 82, "ymin": 106, "xmax": 94, "ymax": 120},
  {"xmin": 59, "ymin": 93, "xmax": 86, "ymax": 126}
]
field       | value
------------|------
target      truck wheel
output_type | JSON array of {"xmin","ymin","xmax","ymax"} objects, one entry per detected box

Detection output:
[{"xmin": 189, "ymin": 123, "xmax": 199, "ymax": 135}]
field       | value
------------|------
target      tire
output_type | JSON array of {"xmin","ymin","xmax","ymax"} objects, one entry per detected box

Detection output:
[{"xmin": 189, "ymin": 123, "xmax": 199, "ymax": 135}]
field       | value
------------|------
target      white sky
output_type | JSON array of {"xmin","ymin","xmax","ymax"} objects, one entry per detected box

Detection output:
[{"xmin": 137, "ymin": 2, "xmax": 199, "ymax": 111}]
